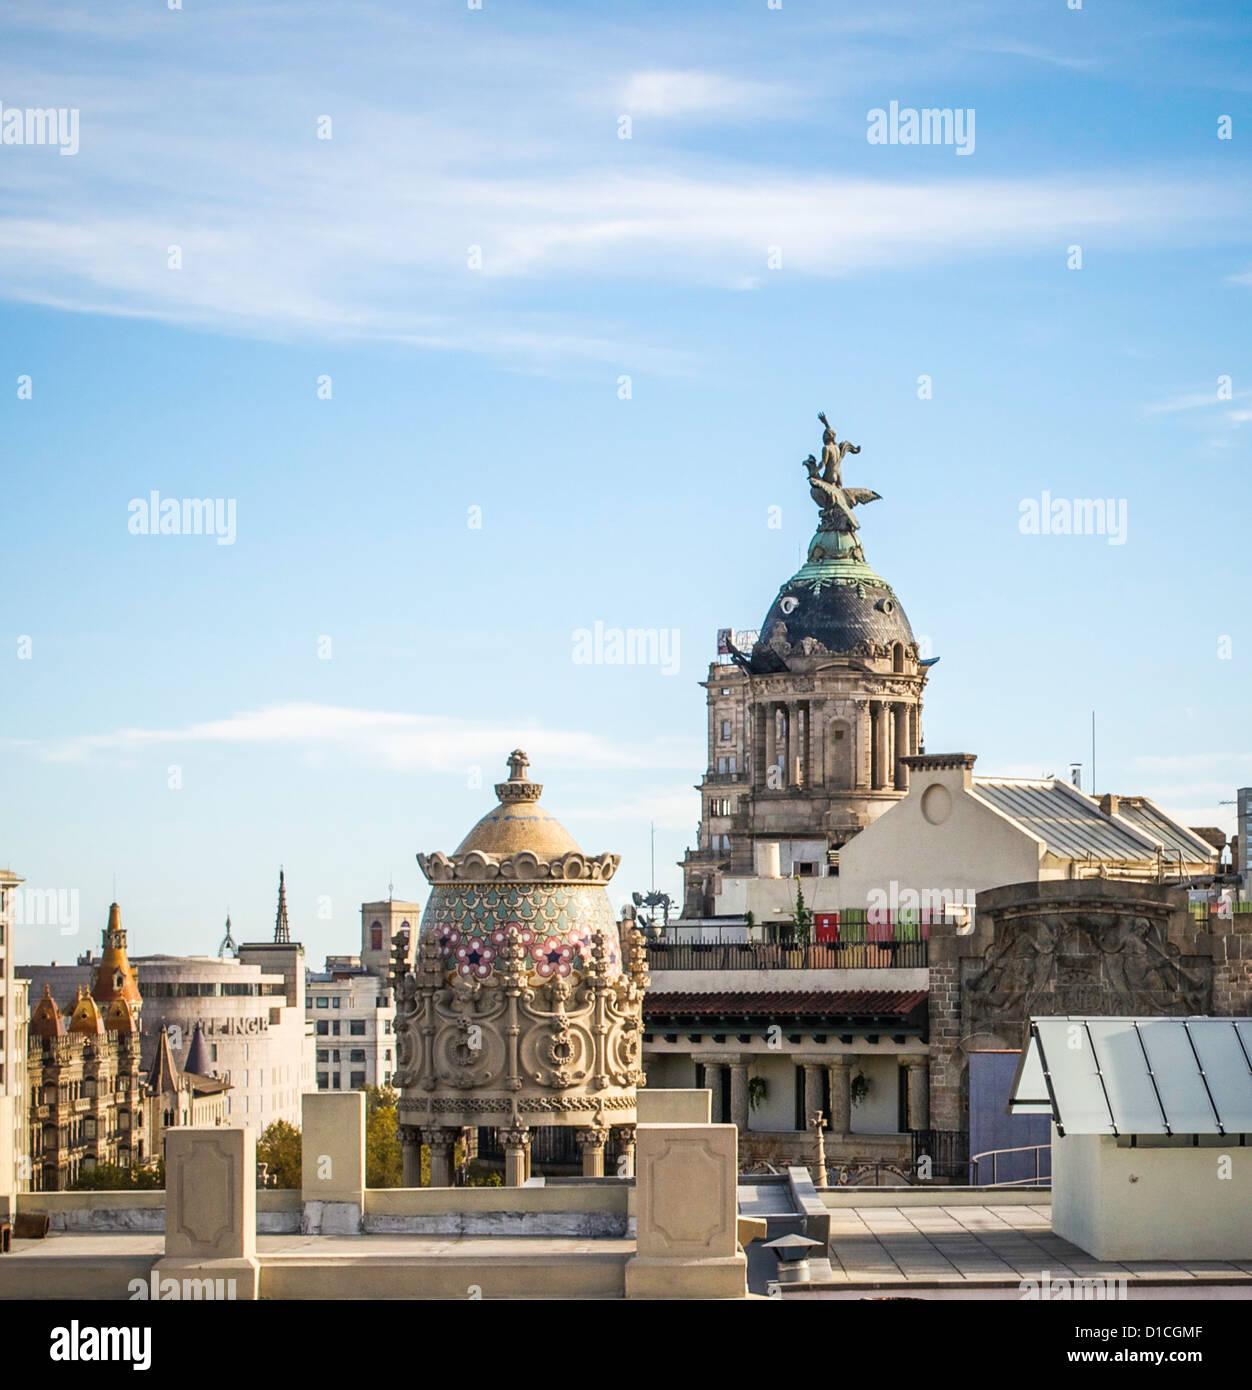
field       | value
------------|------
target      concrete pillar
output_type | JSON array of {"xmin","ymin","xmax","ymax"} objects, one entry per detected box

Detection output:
[
  {"xmin": 802, "ymin": 1062, "xmax": 824, "ymax": 1134},
  {"xmin": 399, "ymin": 1124, "xmax": 421, "ymax": 1187},
  {"xmin": 422, "ymin": 1125, "xmax": 455, "ymax": 1187},
  {"xmin": 155, "ymin": 1125, "xmax": 259, "ymax": 1298},
  {"xmin": 827, "ymin": 1058, "xmax": 852, "ymax": 1136},
  {"xmin": 729, "ymin": 1060, "xmax": 750, "ymax": 1133},
  {"xmin": 872, "ymin": 702, "xmax": 890, "ymax": 790},
  {"xmin": 752, "ymin": 704, "xmax": 767, "ymax": 788},
  {"xmin": 905, "ymin": 1058, "xmax": 931, "ymax": 1132},
  {"xmin": 908, "ymin": 702, "xmax": 920, "ymax": 757},
  {"xmin": 626, "ymin": 1122, "xmax": 747, "ymax": 1298},
  {"xmin": 894, "ymin": 703, "xmax": 910, "ymax": 790},
  {"xmin": 301, "ymin": 1091, "xmax": 365, "ymax": 1233},
  {"xmin": 612, "ymin": 1124, "xmax": 637, "ymax": 1179},
  {"xmin": 577, "ymin": 1124, "xmax": 608, "ymax": 1177},
  {"xmin": 502, "ymin": 1123, "xmax": 531, "ymax": 1187},
  {"xmin": 764, "ymin": 703, "xmax": 777, "ymax": 787}
]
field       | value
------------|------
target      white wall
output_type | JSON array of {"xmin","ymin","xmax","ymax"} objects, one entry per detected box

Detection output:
[
  {"xmin": 1053, "ymin": 1129, "xmax": 1252, "ymax": 1261},
  {"xmin": 837, "ymin": 765, "xmax": 1042, "ymax": 913},
  {"xmin": 747, "ymin": 1055, "xmax": 798, "ymax": 1132},
  {"xmin": 850, "ymin": 1055, "xmax": 900, "ymax": 1135}
]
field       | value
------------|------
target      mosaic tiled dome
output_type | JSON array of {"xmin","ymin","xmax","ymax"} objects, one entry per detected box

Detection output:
[
  {"xmin": 416, "ymin": 749, "xmax": 623, "ymax": 984},
  {"xmin": 396, "ymin": 750, "xmax": 648, "ymax": 1151}
]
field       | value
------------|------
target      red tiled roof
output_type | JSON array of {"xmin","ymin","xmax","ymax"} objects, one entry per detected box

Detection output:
[{"xmin": 644, "ymin": 990, "xmax": 927, "ymax": 1019}]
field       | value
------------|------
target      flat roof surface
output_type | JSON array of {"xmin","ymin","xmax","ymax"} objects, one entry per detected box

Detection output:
[{"xmin": 815, "ymin": 1203, "xmax": 1252, "ymax": 1291}]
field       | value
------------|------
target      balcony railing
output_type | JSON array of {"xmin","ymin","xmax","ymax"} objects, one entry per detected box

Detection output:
[{"xmin": 646, "ymin": 940, "xmax": 928, "ymax": 970}]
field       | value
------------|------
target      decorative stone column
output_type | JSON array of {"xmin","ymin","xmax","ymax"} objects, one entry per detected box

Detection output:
[
  {"xmin": 855, "ymin": 700, "xmax": 872, "ymax": 790},
  {"xmin": 764, "ymin": 702, "xmax": 778, "ymax": 786},
  {"xmin": 893, "ymin": 704, "xmax": 910, "ymax": 790},
  {"xmin": 728, "ymin": 1059, "xmax": 750, "ymax": 1133},
  {"xmin": 501, "ymin": 1121, "xmax": 531, "ymax": 1188},
  {"xmin": 809, "ymin": 700, "xmax": 826, "ymax": 789},
  {"xmin": 399, "ymin": 1123, "xmax": 422, "ymax": 1187},
  {"xmin": 577, "ymin": 1122, "xmax": 609, "ymax": 1178},
  {"xmin": 612, "ymin": 1123, "xmax": 637, "ymax": 1179},
  {"xmin": 700, "ymin": 1060, "xmax": 725, "ymax": 1124},
  {"xmin": 827, "ymin": 1058, "xmax": 852, "ymax": 1136},
  {"xmin": 872, "ymin": 702, "xmax": 890, "ymax": 790},
  {"xmin": 905, "ymin": 1058, "xmax": 931, "ymax": 1132},
  {"xmin": 422, "ymin": 1125, "xmax": 455, "ymax": 1188}
]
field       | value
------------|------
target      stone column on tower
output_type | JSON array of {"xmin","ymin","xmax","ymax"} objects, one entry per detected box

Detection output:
[
  {"xmin": 764, "ymin": 703, "xmax": 778, "ymax": 787},
  {"xmin": 855, "ymin": 700, "xmax": 872, "ymax": 790},
  {"xmin": 893, "ymin": 703, "xmax": 910, "ymax": 790},
  {"xmin": 872, "ymin": 702, "xmax": 890, "ymax": 790}
]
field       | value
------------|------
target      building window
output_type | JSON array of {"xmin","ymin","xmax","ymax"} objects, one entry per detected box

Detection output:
[
  {"xmin": 350, "ymin": 1071, "xmax": 366, "ymax": 1088},
  {"xmin": 349, "ymin": 1020, "xmax": 366, "ymax": 1036},
  {"xmin": 331, "ymin": 1076, "xmax": 341, "ymax": 1090},
  {"xmin": 371, "ymin": 923, "xmax": 383, "ymax": 950},
  {"xmin": 316, "ymin": 998, "xmax": 329, "ymax": 1009},
  {"xmin": 716, "ymin": 757, "xmax": 728, "ymax": 774},
  {"xmin": 316, "ymin": 1051, "xmax": 328, "ymax": 1063},
  {"xmin": 384, "ymin": 1049, "xmax": 392, "ymax": 1062},
  {"xmin": 315, "ymin": 1020, "xmax": 329, "ymax": 1036},
  {"xmin": 332, "ymin": 997, "xmax": 341, "ymax": 1008},
  {"xmin": 331, "ymin": 1021, "xmax": 341, "ymax": 1036},
  {"xmin": 210, "ymin": 1044, "xmax": 218, "ymax": 1062},
  {"xmin": 317, "ymin": 1073, "xmax": 329, "ymax": 1089},
  {"xmin": 710, "ymin": 797, "xmax": 731, "ymax": 817},
  {"xmin": 349, "ymin": 1049, "xmax": 365, "ymax": 1063},
  {"xmin": 720, "ymin": 687, "xmax": 731, "ymax": 695},
  {"xmin": 720, "ymin": 720, "xmax": 732, "ymax": 740}
]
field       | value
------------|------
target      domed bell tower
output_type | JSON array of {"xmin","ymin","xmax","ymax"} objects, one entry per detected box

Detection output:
[{"xmin": 682, "ymin": 413, "xmax": 934, "ymax": 917}]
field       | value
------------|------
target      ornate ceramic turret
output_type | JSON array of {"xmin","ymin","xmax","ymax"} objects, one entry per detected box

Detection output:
[{"xmin": 394, "ymin": 751, "xmax": 649, "ymax": 1185}]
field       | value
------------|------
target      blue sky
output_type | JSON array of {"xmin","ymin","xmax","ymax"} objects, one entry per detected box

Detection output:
[{"xmin": 3, "ymin": 0, "xmax": 1250, "ymax": 966}]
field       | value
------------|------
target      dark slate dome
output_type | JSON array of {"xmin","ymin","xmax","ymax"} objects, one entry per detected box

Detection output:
[{"xmin": 760, "ymin": 573, "xmax": 914, "ymax": 654}]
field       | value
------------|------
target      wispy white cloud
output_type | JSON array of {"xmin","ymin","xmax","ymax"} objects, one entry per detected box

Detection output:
[
  {"xmin": 620, "ymin": 70, "xmax": 791, "ymax": 119},
  {"xmin": 961, "ymin": 40, "xmax": 1099, "ymax": 72},
  {"xmin": 9, "ymin": 703, "xmax": 696, "ymax": 775}
]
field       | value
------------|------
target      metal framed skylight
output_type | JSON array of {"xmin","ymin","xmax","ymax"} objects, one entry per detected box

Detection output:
[{"xmin": 1008, "ymin": 1016, "xmax": 1252, "ymax": 1136}]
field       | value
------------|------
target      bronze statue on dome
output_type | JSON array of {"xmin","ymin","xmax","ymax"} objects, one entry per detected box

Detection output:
[{"xmin": 803, "ymin": 412, "xmax": 880, "ymax": 537}]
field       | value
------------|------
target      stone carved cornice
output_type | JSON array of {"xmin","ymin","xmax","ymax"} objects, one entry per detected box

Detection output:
[{"xmin": 417, "ymin": 848, "xmax": 620, "ymax": 884}]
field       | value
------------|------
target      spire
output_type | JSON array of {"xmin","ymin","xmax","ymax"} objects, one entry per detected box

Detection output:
[
  {"xmin": 146, "ymin": 1026, "xmax": 181, "ymax": 1093},
  {"xmin": 218, "ymin": 912, "xmax": 237, "ymax": 959},
  {"xmin": 93, "ymin": 901, "xmax": 142, "ymax": 1022},
  {"xmin": 184, "ymin": 1020, "xmax": 212, "ymax": 1077},
  {"xmin": 274, "ymin": 868, "xmax": 290, "ymax": 944}
]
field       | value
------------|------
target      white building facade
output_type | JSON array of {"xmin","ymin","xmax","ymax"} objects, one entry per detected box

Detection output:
[{"xmin": 307, "ymin": 898, "xmax": 419, "ymax": 1093}]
